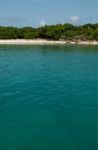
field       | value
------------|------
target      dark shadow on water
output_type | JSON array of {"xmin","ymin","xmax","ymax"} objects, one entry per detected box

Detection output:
[{"xmin": 0, "ymin": 44, "xmax": 98, "ymax": 54}]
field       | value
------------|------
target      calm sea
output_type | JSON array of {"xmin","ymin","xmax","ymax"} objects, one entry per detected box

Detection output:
[{"xmin": 0, "ymin": 45, "xmax": 98, "ymax": 150}]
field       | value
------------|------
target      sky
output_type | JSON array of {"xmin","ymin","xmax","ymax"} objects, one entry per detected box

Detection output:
[{"xmin": 0, "ymin": 0, "xmax": 98, "ymax": 27}]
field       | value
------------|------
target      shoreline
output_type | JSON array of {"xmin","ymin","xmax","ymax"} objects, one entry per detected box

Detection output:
[{"xmin": 0, "ymin": 39, "xmax": 98, "ymax": 45}]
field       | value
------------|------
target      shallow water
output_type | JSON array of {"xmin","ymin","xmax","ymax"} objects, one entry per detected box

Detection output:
[{"xmin": 0, "ymin": 45, "xmax": 98, "ymax": 150}]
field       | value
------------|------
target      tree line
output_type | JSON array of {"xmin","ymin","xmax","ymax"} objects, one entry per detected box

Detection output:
[{"xmin": 0, "ymin": 23, "xmax": 98, "ymax": 41}]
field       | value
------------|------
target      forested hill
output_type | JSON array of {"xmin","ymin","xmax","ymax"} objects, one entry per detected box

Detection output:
[{"xmin": 0, "ymin": 23, "xmax": 98, "ymax": 41}]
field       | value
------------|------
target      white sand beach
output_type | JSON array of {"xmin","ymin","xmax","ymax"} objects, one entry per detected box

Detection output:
[{"xmin": 0, "ymin": 39, "xmax": 98, "ymax": 45}]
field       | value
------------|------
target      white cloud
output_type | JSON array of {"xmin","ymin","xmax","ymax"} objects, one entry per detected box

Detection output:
[
  {"xmin": 40, "ymin": 19, "xmax": 46, "ymax": 26},
  {"xmin": 69, "ymin": 16, "xmax": 80, "ymax": 24}
]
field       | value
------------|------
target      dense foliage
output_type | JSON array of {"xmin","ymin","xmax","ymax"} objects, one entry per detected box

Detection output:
[{"xmin": 0, "ymin": 23, "xmax": 98, "ymax": 40}]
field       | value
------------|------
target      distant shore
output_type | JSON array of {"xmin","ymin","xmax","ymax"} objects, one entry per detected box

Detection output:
[{"xmin": 0, "ymin": 39, "xmax": 98, "ymax": 45}]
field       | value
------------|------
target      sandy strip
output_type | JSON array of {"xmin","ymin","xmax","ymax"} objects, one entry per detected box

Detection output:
[
  {"xmin": 0, "ymin": 39, "xmax": 98, "ymax": 45},
  {"xmin": 0, "ymin": 39, "xmax": 67, "ymax": 45}
]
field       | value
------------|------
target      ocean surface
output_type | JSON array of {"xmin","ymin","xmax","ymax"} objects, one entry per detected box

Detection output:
[{"xmin": 0, "ymin": 45, "xmax": 98, "ymax": 150}]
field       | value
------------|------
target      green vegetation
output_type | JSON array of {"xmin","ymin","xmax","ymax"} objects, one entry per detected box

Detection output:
[{"xmin": 0, "ymin": 23, "xmax": 98, "ymax": 41}]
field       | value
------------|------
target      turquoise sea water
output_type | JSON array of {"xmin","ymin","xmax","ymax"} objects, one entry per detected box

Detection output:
[{"xmin": 0, "ymin": 45, "xmax": 98, "ymax": 150}]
